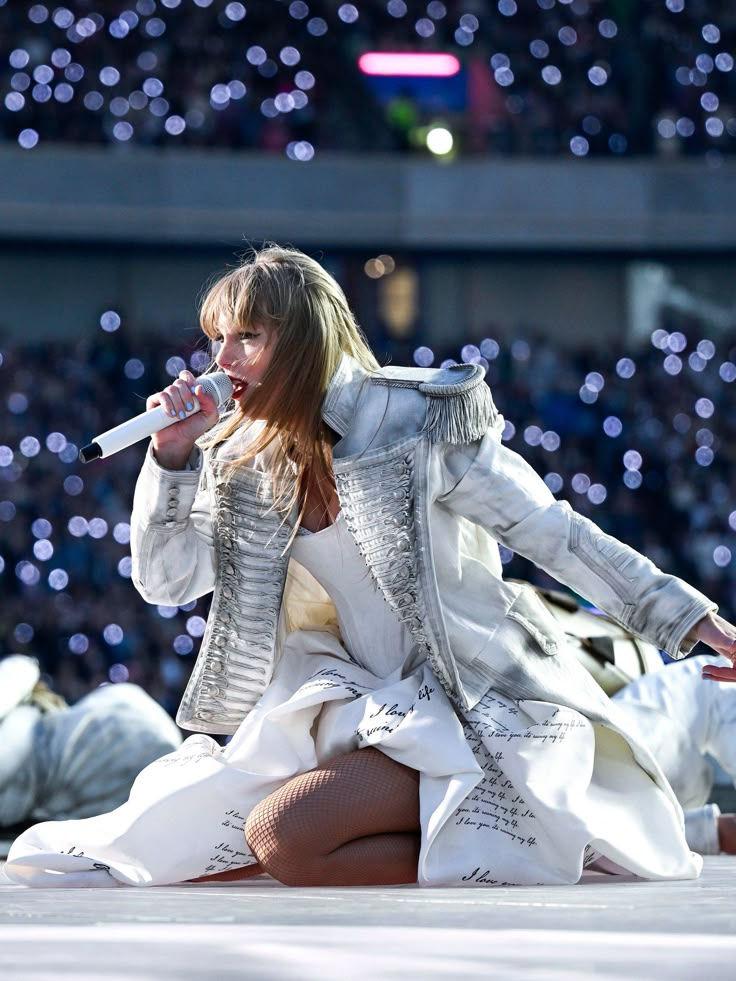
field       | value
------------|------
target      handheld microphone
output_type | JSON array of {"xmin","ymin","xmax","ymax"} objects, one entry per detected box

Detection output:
[{"xmin": 79, "ymin": 371, "xmax": 234, "ymax": 463}]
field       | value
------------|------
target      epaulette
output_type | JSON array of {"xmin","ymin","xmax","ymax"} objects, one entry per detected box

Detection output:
[{"xmin": 372, "ymin": 363, "xmax": 496, "ymax": 444}]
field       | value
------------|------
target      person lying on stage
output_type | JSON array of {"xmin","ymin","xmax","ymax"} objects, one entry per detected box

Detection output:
[{"xmin": 0, "ymin": 655, "xmax": 181, "ymax": 838}]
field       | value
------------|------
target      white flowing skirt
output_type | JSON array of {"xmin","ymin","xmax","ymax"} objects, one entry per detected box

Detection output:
[{"xmin": 5, "ymin": 629, "xmax": 701, "ymax": 888}]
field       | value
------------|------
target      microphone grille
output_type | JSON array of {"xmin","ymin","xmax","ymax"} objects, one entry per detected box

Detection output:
[{"xmin": 198, "ymin": 371, "xmax": 234, "ymax": 406}]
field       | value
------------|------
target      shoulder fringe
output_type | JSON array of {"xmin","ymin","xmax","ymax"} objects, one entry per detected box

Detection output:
[
  {"xmin": 373, "ymin": 364, "xmax": 496, "ymax": 444},
  {"xmin": 421, "ymin": 377, "xmax": 494, "ymax": 444}
]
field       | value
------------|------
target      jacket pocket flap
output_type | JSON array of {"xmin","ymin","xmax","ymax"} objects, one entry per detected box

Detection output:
[{"xmin": 504, "ymin": 585, "xmax": 562, "ymax": 655}]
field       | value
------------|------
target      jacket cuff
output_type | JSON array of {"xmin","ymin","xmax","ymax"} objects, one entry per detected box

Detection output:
[
  {"xmin": 142, "ymin": 444, "xmax": 202, "ymax": 526},
  {"xmin": 659, "ymin": 588, "xmax": 718, "ymax": 659}
]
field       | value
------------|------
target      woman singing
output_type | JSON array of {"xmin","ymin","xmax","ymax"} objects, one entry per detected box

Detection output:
[{"xmin": 7, "ymin": 245, "xmax": 736, "ymax": 888}]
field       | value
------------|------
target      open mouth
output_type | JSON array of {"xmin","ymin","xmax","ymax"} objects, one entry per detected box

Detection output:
[{"xmin": 230, "ymin": 379, "xmax": 248, "ymax": 399}]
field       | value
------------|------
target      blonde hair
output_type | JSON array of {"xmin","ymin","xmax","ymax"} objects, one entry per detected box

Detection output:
[{"xmin": 199, "ymin": 245, "xmax": 379, "ymax": 532}]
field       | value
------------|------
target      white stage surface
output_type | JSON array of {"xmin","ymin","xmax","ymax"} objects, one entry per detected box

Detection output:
[{"xmin": 1, "ymin": 858, "xmax": 735, "ymax": 979}]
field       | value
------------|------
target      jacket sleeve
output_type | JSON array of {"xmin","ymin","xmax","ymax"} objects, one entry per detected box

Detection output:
[
  {"xmin": 130, "ymin": 444, "xmax": 216, "ymax": 606},
  {"xmin": 434, "ymin": 430, "xmax": 717, "ymax": 659}
]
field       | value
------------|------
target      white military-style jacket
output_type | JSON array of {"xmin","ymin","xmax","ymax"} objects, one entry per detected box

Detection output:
[{"xmin": 130, "ymin": 353, "xmax": 716, "ymax": 802}]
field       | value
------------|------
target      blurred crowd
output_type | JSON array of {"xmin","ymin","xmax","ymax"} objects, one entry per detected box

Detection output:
[
  {"xmin": 466, "ymin": 321, "xmax": 736, "ymax": 603},
  {"xmin": 0, "ymin": 0, "xmax": 734, "ymax": 158},
  {"xmin": 2, "ymin": 304, "xmax": 735, "ymax": 717}
]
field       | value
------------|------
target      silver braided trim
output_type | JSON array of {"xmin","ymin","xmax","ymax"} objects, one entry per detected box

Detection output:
[
  {"xmin": 334, "ymin": 446, "xmax": 456, "ymax": 699},
  {"xmin": 177, "ymin": 463, "xmax": 290, "ymax": 734},
  {"xmin": 370, "ymin": 377, "xmax": 419, "ymax": 390}
]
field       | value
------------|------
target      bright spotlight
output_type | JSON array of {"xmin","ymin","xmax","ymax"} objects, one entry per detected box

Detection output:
[{"xmin": 426, "ymin": 126, "xmax": 453, "ymax": 155}]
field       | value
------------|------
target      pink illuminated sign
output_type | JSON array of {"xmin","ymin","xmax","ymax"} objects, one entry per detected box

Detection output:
[{"xmin": 358, "ymin": 52, "xmax": 461, "ymax": 77}]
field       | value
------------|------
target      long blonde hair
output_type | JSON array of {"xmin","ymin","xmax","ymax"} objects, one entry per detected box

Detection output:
[{"xmin": 199, "ymin": 245, "xmax": 379, "ymax": 530}]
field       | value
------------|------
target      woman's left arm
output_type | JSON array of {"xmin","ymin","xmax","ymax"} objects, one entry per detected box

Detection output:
[{"xmin": 434, "ymin": 431, "xmax": 717, "ymax": 660}]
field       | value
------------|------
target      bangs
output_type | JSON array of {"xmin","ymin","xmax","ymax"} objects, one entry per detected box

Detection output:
[
  {"xmin": 200, "ymin": 270, "xmax": 236, "ymax": 340},
  {"xmin": 199, "ymin": 261, "xmax": 286, "ymax": 340}
]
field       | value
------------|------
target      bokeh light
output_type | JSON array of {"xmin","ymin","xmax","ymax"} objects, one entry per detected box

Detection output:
[
  {"xmin": 68, "ymin": 634, "xmax": 90, "ymax": 655},
  {"xmin": 413, "ymin": 346, "xmax": 434, "ymax": 367},
  {"xmin": 117, "ymin": 557, "xmax": 133, "ymax": 578},
  {"xmin": 100, "ymin": 311, "xmax": 121, "ymax": 333},
  {"xmin": 109, "ymin": 663, "xmax": 130, "ymax": 683},
  {"xmin": 48, "ymin": 569, "xmax": 69, "ymax": 590},
  {"xmin": 173, "ymin": 634, "xmax": 194, "ymax": 655},
  {"xmin": 426, "ymin": 126, "xmax": 453, "ymax": 155},
  {"xmin": 186, "ymin": 616, "xmax": 207, "ymax": 637},
  {"xmin": 103, "ymin": 624, "xmax": 124, "ymax": 645}
]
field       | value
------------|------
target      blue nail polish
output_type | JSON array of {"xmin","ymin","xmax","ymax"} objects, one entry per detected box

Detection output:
[
  {"xmin": 170, "ymin": 409, "xmax": 177, "ymax": 417},
  {"xmin": 190, "ymin": 385, "xmax": 197, "ymax": 394},
  {"xmin": 186, "ymin": 402, "xmax": 193, "ymax": 411},
  {"xmin": 179, "ymin": 410, "xmax": 185, "ymax": 419}
]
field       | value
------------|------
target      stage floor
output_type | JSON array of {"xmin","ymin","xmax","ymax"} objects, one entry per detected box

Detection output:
[{"xmin": 1, "ymin": 858, "xmax": 735, "ymax": 979}]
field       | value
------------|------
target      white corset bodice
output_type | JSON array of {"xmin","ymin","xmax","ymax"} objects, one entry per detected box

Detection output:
[{"xmin": 290, "ymin": 513, "xmax": 420, "ymax": 680}]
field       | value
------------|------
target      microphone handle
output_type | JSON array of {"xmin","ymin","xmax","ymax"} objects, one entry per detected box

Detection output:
[{"xmin": 79, "ymin": 396, "xmax": 201, "ymax": 463}]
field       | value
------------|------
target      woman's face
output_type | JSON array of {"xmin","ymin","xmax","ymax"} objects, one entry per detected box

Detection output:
[{"xmin": 213, "ymin": 319, "xmax": 273, "ymax": 400}]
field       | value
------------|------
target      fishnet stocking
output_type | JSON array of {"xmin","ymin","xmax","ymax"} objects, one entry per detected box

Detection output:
[{"xmin": 244, "ymin": 747, "xmax": 421, "ymax": 886}]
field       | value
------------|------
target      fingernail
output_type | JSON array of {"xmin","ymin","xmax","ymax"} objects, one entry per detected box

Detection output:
[
  {"xmin": 186, "ymin": 402, "xmax": 193, "ymax": 411},
  {"xmin": 190, "ymin": 386, "xmax": 197, "ymax": 394},
  {"xmin": 170, "ymin": 409, "xmax": 177, "ymax": 417},
  {"xmin": 179, "ymin": 410, "xmax": 185, "ymax": 419}
]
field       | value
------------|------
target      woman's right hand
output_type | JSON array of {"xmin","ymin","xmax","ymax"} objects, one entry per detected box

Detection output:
[{"xmin": 149, "ymin": 369, "xmax": 221, "ymax": 470}]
